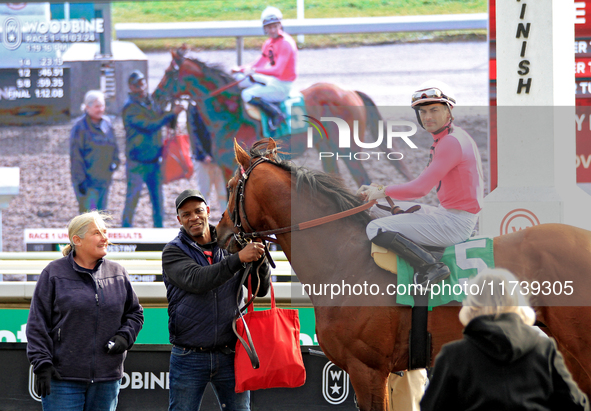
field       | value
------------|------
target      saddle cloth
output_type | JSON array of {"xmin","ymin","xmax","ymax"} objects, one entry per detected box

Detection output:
[
  {"xmin": 245, "ymin": 90, "xmax": 308, "ymax": 138},
  {"xmin": 371, "ymin": 237, "xmax": 495, "ymax": 309}
]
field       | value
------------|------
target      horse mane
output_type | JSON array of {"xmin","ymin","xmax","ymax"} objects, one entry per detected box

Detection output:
[
  {"xmin": 183, "ymin": 51, "xmax": 235, "ymax": 87},
  {"xmin": 247, "ymin": 139, "xmax": 372, "ymax": 226}
]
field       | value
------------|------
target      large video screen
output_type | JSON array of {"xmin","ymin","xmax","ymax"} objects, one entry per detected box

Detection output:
[{"xmin": 1, "ymin": 1, "xmax": 490, "ymax": 252}]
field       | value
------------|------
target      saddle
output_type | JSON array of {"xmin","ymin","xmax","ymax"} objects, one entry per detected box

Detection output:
[
  {"xmin": 244, "ymin": 90, "xmax": 308, "ymax": 138},
  {"xmin": 371, "ymin": 244, "xmax": 444, "ymax": 275}
]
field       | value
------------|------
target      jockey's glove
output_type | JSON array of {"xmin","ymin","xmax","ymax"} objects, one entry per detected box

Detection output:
[{"xmin": 356, "ymin": 184, "xmax": 386, "ymax": 201}]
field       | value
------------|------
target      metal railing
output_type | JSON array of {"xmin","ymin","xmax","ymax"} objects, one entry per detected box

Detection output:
[{"xmin": 115, "ymin": 13, "xmax": 487, "ymax": 64}]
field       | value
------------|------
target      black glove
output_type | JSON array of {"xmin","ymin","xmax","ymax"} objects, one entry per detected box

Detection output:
[
  {"xmin": 35, "ymin": 364, "xmax": 61, "ymax": 398},
  {"xmin": 78, "ymin": 181, "xmax": 88, "ymax": 196},
  {"xmin": 106, "ymin": 334, "xmax": 129, "ymax": 355}
]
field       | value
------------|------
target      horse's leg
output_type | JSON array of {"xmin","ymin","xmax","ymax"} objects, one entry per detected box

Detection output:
[
  {"xmin": 538, "ymin": 306, "xmax": 591, "ymax": 394},
  {"xmin": 347, "ymin": 358, "xmax": 390, "ymax": 411},
  {"xmin": 318, "ymin": 138, "xmax": 339, "ymax": 174},
  {"xmin": 339, "ymin": 103, "xmax": 371, "ymax": 186},
  {"xmin": 354, "ymin": 91, "xmax": 414, "ymax": 181}
]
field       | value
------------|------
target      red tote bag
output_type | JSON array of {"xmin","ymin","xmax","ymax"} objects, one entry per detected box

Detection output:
[
  {"xmin": 162, "ymin": 132, "xmax": 194, "ymax": 184},
  {"xmin": 234, "ymin": 281, "xmax": 306, "ymax": 393}
]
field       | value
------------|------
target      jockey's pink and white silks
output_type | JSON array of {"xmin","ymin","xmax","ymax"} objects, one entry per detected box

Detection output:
[
  {"xmin": 367, "ymin": 123, "xmax": 484, "ymax": 248},
  {"xmin": 252, "ymin": 30, "xmax": 297, "ymax": 82},
  {"xmin": 384, "ymin": 125, "xmax": 484, "ymax": 214}
]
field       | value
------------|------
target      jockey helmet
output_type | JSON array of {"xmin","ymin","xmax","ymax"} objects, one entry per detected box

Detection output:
[
  {"xmin": 261, "ymin": 6, "xmax": 282, "ymax": 27},
  {"xmin": 411, "ymin": 80, "xmax": 456, "ymax": 109},
  {"xmin": 411, "ymin": 80, "xmax": 456, "ymax": 130}
]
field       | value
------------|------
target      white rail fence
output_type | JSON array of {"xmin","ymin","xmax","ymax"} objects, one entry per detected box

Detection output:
[
  {"xmin": 0, "ymin": 251, "xmax": 310, "ymax": 306},
  {"xmin": 115, "ymin": 13, "xmax": 487, "ymax": 64}
]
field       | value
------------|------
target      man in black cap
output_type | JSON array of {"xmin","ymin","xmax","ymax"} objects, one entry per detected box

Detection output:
[
  {"xmin": 121, "ymin": 69, "xmax": 184, "ymax": 227},
  {"xmin": 162, "ymin": 189, "xmax": 270, "ymax": 411}
]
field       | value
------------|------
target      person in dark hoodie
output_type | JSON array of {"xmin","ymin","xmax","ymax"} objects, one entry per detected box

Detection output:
[
  {"xmin": 421, "ymin": 268, "xmax": 589, "ymax": 411},
  {"xmin": 162, "ymin": 189, "xmax": 271, "ymax": 411},
  {"xmin": 26, "ymin": 211, "xmax": 144, "ymax": 411}
]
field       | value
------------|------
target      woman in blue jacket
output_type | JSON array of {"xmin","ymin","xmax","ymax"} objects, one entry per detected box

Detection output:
[
  {"xmin": 26, "ymin": 211, "xmax": 144, "ymax": 411},
  {"xmin": 70, "ymin": 90, "xmax": 120, "ymax": 213}
]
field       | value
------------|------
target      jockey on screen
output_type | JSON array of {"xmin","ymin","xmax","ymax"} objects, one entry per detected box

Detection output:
[
  {"xmin": 357, "ymin": 81, "xmax": 484, "ymax": 287},
  {"xmin": 231, "ymin": 6, "xmax": 297, "ymax": 131}
]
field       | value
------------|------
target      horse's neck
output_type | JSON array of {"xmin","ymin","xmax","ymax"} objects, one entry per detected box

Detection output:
[{"xmin": 276, "ymin": 194, "xmax": 374, "ymax": 285}]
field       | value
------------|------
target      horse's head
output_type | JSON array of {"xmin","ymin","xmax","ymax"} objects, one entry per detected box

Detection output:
[
  {"xmin": 153, "ymin": 49, "xmax": 185, "ymax": 108},
  {"xmin": 216, "ymin": 138, "xmax": 281, "ymax": 253}
]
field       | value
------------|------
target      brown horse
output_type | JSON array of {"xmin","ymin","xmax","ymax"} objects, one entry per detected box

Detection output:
[
  {"xmin": 216, "ymin": 138, "xmax": 591, "ymax": 411},
  {"xmin": 153, "ymin": 48, "xmax": 413, "ymax": 186}
]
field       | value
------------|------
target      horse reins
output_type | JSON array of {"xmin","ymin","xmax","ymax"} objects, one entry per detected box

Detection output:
[{"xmin": 230, "ymin": 156, "xmax": 377, "ymax": 261}]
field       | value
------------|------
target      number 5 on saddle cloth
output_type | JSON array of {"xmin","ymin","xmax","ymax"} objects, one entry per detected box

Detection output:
[{"xmin": 371, "ymin": 237, "xmax": 495, "ymax": 308}]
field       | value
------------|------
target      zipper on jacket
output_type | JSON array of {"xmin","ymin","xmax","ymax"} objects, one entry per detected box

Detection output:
[
  {"xmin": 72, "ymin": 262, "xmax": 102, "ymax": 383},
  {"xmin": 213, "ymin": 292, "xmax": 218, "ymax": 347},
  {"xmin": 58, "ymin": 328, "xmax": 61, "ymax": 341},
  {"xmin": 91, "ymin": 272, "xmax": 100, "ymax": 383}
]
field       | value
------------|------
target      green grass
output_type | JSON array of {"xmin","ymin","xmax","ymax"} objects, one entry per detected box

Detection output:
[{"xmin": 112, "ymin": 0, "xmax": 487, "ymax": 50}]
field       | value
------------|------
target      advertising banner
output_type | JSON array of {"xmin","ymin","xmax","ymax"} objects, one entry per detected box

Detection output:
[{"xmin": 0, "ymin": 343, "xmax": 355, "ymax": 410}]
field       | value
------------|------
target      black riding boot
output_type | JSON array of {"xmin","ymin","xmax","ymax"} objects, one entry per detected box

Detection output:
[
  {"xmin": 249, "ymin": 97, "xmax": 285, "ymax": 131},
  {"xmin": 372, "ymin": 230, "xmax": 450, "ymax": 286}
]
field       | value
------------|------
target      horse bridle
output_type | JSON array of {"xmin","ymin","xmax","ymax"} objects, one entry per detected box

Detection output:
[{"xmin": 229, "ymin": 156, "xmax": 378, "ymax": 262}]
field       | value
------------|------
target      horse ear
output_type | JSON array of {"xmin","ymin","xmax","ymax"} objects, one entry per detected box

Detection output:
[
  {"xmin": 234, "ymin": 139, "xmax": 250, "ymax": 168},
  {"xmin": 267, "ymin": 138, "xmax": 277, "ymax": 152}
]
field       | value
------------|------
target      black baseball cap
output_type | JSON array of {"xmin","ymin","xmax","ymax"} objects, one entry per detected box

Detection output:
[
  {"xmin": 175, "ymin": 189, "xmax": 207, "ymax": 212},
  {"xmin": 128, "ymin": 69, "xmax": 145, "ymax": 86}
]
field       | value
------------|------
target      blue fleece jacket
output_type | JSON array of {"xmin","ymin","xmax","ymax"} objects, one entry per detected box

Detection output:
[{"xmin": 26, "ymin": 253, "xmax": 144, "ymax": 382}]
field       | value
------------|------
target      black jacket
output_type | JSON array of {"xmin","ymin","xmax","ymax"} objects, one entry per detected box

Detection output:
[
  {"xmin": 161, "ymin": 226, "xmax": 270, "ymax": 349},
  {"xmin": 421, "ymin": 313, "xmax": 589, "ymax": 411}
]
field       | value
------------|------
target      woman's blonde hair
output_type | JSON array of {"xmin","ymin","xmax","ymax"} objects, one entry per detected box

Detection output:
[
  {"xmin": 62, "ymin": 211, "xmax": 112, "ymax": 256},
  {"xmin": 459, "ymin": 268, "xmax": 536, "ymax": 327}
]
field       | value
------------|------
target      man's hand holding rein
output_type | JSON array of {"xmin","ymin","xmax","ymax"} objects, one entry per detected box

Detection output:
[{"xmin": 238, "ymin": 242, "xmax": 266, "ymax": 263}]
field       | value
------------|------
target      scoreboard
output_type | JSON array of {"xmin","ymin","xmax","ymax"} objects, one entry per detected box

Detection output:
[
  {"xmin": 0, "ymin": 3, "xmax": 104, "ymax": 125},
  {"xmin": 0, "ymin": 64, "xmax": 70, "ymax": 124}
]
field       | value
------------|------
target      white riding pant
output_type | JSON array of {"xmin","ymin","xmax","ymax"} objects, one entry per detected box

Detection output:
[
  {"xmin": 194, "ymin": 161, "xmax": 227, "ymax": 209},
  {"xmin": 366, "ymin": 200, "xmax": 479, "ymax": 248},
  {"xmin": 233, "ymin": 72, "xmax": 293, "ymax": 103}
]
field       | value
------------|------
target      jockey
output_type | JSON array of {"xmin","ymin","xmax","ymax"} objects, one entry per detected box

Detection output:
[
  {"xmin": 357, "ymin": 81, "xmax": 484, "ymax": 287},
  {"xmin": 231, "ymin": 6, "xmax": 298, "ymax": 131}
]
